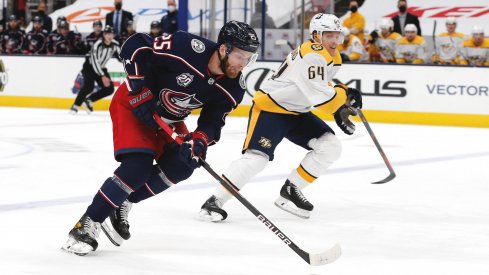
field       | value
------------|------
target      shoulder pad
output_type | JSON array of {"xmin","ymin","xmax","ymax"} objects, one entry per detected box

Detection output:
[{"xmin": 300, "ymin": 40, "xmax": 334, "ymax": 63}]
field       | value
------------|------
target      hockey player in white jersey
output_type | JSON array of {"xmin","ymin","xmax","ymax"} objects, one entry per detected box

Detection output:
[
  {"xmin": 338, "ymin": 27, "xmax": 364, "ymax": 61},
  {"xmin": 459, "ymin": 25, "xmax": 489, "ymax": 67},
  {"xmin": 370, "ymin": 18, "xmax": 402, "ymax": 63},
  {"xmin": 395, "ymin": 24, "xmax": 427, "ymax": 64},
  {"xmin": 432, "ymin": 17, "xmax": 465, "ymax": 65},
  {"xmin": 198, "ymin": 13, "xmax": 363, "ymax": 221}
]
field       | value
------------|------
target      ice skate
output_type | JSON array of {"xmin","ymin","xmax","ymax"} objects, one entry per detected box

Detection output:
[
  {"xmin": 69, "ymin": 105, "xmax": 78, "ymax": 115},
  {"xmin": 82, "ymin": 99, "xmax": 94, "ymax": 114},
  {"xmin": 198, "ymin": 195, "xmax": 228, "ymax": 222},
  {"xmin": 274, "ymin": 180, "xmax": 314, "ymax": 219},
  {"xmin": 61, "ymin": 214, "xmax": 101, "ymax": 256},
  {"xmin": 101, "ymin": 200, "xmax": 132, "ymax": 246}
]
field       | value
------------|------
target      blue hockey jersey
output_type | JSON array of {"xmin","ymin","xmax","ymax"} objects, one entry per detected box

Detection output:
[{"xmin": 120, "ymin": 31, "xmax": 247, "ymax": 144}]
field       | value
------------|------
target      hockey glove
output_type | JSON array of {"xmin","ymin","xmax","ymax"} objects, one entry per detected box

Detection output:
[
  {"xmin": 334, "ymin": 105, "xmax": 357, "ymax": 135},
  {"xmin": 346, "ymin": 87, "xmax": 363, "ymax": 109},
  {"xmin": 179, "ymin": 131, "xmax": 209, "ymax": 169},
  {"xmin": 128, "ymin": 87, "xmax": 159, "ymax": 129}
]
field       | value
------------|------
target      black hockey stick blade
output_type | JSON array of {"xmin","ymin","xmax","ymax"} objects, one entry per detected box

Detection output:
[
  {"xmin": 353, "ymin": 109, "xmax": 396, "ymax": 184},
  {"xmin": 153, "ymin": 113, "xmax": 341, "ymax": 265}
]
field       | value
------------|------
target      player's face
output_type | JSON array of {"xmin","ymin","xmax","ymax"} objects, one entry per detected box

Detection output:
[
  {"xmin": 8, "ymin": 20, "xmax": 18, "ymax": 29},
  {"xmin": 405, "ymin": 31, "xmax": 416, "ymax": 41},
  {"xmin": 446, "ymin": 23, "xmax": 456, "ymax": 33},
  {"xmin": 381, "ymin": 27, "xmax": 390, "ymax": 37},
  {"xmin": 219, "ymin": 45, "xmax": 256, "ymax": 78},
  {"xmin": 33, "ymin": 22, "xmax": 42, "ymax": 30},
  {"xmin": 151, "ymin": 27, "xmax": 160, "ymax": 35},
  {"xmin": 104, "ymin": 32, "xmax": 114, "ymax": 43},
  {"xmin": 321, "ymin": 31, "xmax": 343, "ymax": 55},
  {"xmin": 60, "ymin": 27, "xmax": 69, "ymax": 36},
  {"xmin": 473, "ymin": 33, "xmax": 484, "ymax": 45},
  {"xmin": 94, "ymin": 25, "xmax": 102, "ymax": 34}
]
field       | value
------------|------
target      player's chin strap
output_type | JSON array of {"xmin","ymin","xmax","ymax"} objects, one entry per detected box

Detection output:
[
  {"xmin": 152, "ymin": 113, "xmax": 341, "ymax": 266},
  {"xmin": 345, "ymin": 102, "xmax": 396, "ymax": 184}
]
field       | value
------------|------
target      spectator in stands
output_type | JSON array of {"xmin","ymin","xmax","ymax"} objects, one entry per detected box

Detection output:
[
  {"xmin": 250, "ymin": 0, "xmax": 276, "ymax": 29},
  {"xmin": 395, "ymin": 24, "xmax": 426, "ymax": 64},
  {"xmin": 119, "ymin": 20, "xmax": 135, "ymax": 44},
  {"xmin": 459, "ymin": 26, "xmax": 489, "ymax": 67},
  {"xmin": 1, "ymin": 15, "xmax": 25, "ymax": 54},
  {"xmin": 342, "ymin": 0, "xmax": 365, "ymax": 44},
  {"xmin": 149, "ymin": 20, "xmax": 162, "ymax": 38},
  {"xmin": 432, "ymin": 17, "xmax": 465, "ymax": 65},
  {"xmin": 47, "ymin": 20, "xmax": 83, "ymax": 55},
  {"xmin": 23, "ymin": 15, "xmax": 49, "ymax": 54},
  {"xmin": 338, "ymin": 27, "xmax": 364, "ymax": 62},
  {"xmin": 84, "ymin": 20, "xmax": 103, "ymax": 54},
  {"xmin": 160, "ymin": 0, "xmax": 179, "ymax": 35},
  {"xmin": 105, "ymin": 0, "xmax": 133, "ymax": 38},
  {"xmin": 36, "ymin": 0, "xmax": 52, "ymax": 32},
  {"xmin": 369, "ymin": 18, "xmax": 401, "ymax": 63},
  {"xmin": 392, "ymin": 0, "xmax": 421, "ymax": 36}
]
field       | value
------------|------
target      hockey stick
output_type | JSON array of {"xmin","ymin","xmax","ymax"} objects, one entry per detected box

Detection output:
[
  {"xmin": 152, "ymin": 113, "xmax": 341, "ymax": 266},
  {"xmin": 349, "ymin": 108, "xmax": 396, "ymax": 184}
]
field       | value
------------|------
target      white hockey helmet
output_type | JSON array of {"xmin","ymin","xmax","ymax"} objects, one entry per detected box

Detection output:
[
  {"xmin": 379, "ymin": 18, "xmax": 394, "ymax": 30},
  {"xmin": 309, "ymin": 13, "xmax": 342, "ymax": 40},
  {"xmin": 445, "ymin": 17, "xmax": 457, "ymax": 25},
  {"xmin": 472, "ymin": 25, "xmax": 484, "ymax": 34},
  {"xmin": 404, "ymin": 24, "xmax": 418, "ymax": 34}
]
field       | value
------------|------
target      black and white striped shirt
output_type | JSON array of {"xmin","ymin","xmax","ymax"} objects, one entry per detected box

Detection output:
[{"xmin": 88, "ymin": 39, "xmax": 121, "ymax": 76}]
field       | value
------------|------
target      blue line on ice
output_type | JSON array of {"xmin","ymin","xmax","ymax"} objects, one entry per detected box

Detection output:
[{"xmin": 1, "ymin": 151, "xmax": 488, "ymax": 213}]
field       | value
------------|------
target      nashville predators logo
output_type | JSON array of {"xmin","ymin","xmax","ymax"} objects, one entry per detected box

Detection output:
[
  {"xmin": 311, "ymin": 44, "xmax": 323, "ymax": 51},
  {"xmin": 258, "ymin": 137, "xmax": 272, "ymax": 148}
]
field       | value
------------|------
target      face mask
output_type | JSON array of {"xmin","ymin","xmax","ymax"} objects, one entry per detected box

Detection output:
[
  {"xmin": 399, "ymin": 6, "xmax": 407, "ymax": 13},
  {"xmin": 168, "ymin": 5, "xmax": 176, "ymax": 12},
  {"xmin": 350, "ymin": 6, "xmax": 358, "ymax": 13},
  {"xmin": 115, "ymin": 3, "xmax": 122, "ymax": 10},
  {"xmin": 38, "ymin": 10, "xmax": 45, "ymax": 15}
]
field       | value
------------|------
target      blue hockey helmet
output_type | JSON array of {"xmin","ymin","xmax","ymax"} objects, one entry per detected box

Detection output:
[{"xmin": 218, "ymin": 20, "xmax": 260, "ymax": 54}]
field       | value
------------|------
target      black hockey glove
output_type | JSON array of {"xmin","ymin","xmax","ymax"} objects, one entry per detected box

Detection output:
[
  {"xmin": 128, "ymin": 87, "xmax": 160, "ymax": 129},
  {"xmin": 369, "ymin": 30, "xmax": 379, "ymax": 44},
  {"xmin": 179, "ymin": 131, "xmax": 208, "ymax": 169},
  {"xmin": 346, "ymin": 87, "xmax": 363, "ymax": 109},
  {"xmin": 334, "ymin": 105, "xmax": 357, "ymax": 135}
]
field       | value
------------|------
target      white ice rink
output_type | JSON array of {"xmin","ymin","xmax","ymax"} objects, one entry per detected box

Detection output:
[{"xmin": 0, "ymin": 107, "xmax": 488, "ymax": 275}]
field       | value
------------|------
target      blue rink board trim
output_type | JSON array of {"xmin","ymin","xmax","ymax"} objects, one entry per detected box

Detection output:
[{"xmin": 1, "ymin": 151, "xmax": 488, "ymax": 213}]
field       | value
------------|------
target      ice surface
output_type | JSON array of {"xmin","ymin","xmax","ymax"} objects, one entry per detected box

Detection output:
[{"xmin": 0, "ymin": 107, "xmax": 488, "ymax": 275}]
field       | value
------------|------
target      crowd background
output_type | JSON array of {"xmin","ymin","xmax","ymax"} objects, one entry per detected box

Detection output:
[{"xmin": 1, "ymin": 0, "xmax": 489, "ymax": 66}]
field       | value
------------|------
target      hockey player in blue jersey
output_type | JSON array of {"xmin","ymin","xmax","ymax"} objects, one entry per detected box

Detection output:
[{"xmin": 61, "ymin": 21, "xmax": 260, "ymax": 256}]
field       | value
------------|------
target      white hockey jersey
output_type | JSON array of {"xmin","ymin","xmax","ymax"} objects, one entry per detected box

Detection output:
[
  {"xmin": 459, "ymin": 38, "xmax": 489, "ymax": 66},
  {"xmin": 253, "ymin": 40, "xmax": 347, "ymax": 115},
  {"xmin": 338, "ymin": 34, "xmax": 364, "ymax": 61},
  {"xmin": 375, "ymin": 32, "xmax": 402, "ymax": 62},
  {"xmin": 434, "ymin": 32, "xmax": 465, "ymax": 64},
  {"xmin": 395, "ymin": 35, "xmax": 427, "ymax": 64}
]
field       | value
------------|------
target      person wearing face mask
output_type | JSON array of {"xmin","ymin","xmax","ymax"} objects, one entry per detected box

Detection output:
[
  {"xmin": 105, "ymin": 0, "xmax": 133, "ymax": 38},
  {"xmin": 36, "ymin": 0, "xmax": 52, "ymax": 32},
  {"xmin": 392, "ymin": 0, "xmax": 421, "ymax": 36},
  {"xmin": 342, "ymin": 0, "xmax": 365, "ymax": 44},
  {"xmin": 160, "ymin": 0, "xmax": 178, "ymax": 36}
]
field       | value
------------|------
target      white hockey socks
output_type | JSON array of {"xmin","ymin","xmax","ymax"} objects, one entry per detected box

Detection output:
[{"xmin": 213, "ymin": 149, "xmax": 269, "ymax": 204}]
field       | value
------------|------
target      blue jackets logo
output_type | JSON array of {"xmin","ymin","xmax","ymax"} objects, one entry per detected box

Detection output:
[
  {"xmin": 159, "ymin": 89, "xmax": 203, "ymax": 117},
  {"xmin": 191, "ymin": 39, "xmax": 205, "ymax": 53}
]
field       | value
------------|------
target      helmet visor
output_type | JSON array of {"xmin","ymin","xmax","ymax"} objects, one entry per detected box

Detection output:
[{"xmin": 228, "ymin": 49, "xmax": 259, "ymax": 67}]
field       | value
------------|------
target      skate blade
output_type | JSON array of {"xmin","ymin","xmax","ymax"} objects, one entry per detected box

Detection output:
[
  {"xmin": 196, "ymin": 209, "xmax": 225, "ymax": 222},
  {"xmin": 61, "ymin": 236, "xmax": 94, "ymax": 256},
  {"xmin": 274, "ymin": 197, "xmax": 311, "ymax": 219},
  {"xmin": 101, "ymin": 221, "xmax": 123, "ymax": 246}
]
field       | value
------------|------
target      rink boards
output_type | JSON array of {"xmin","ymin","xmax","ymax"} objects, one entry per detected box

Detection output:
[{"xmin": 0, "ymin": 55, "xmax": 488, "ymax": 127}]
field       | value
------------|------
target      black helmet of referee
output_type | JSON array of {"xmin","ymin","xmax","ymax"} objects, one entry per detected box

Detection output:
[{"xmin": 218, "ymin": 20, "xmax": 260, "ymax": 54}]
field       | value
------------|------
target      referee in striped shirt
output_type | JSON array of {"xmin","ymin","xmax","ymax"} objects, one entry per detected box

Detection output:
[{"xmin": 71, "ymin": 25, "xmax": 121, "ymax": 114}]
